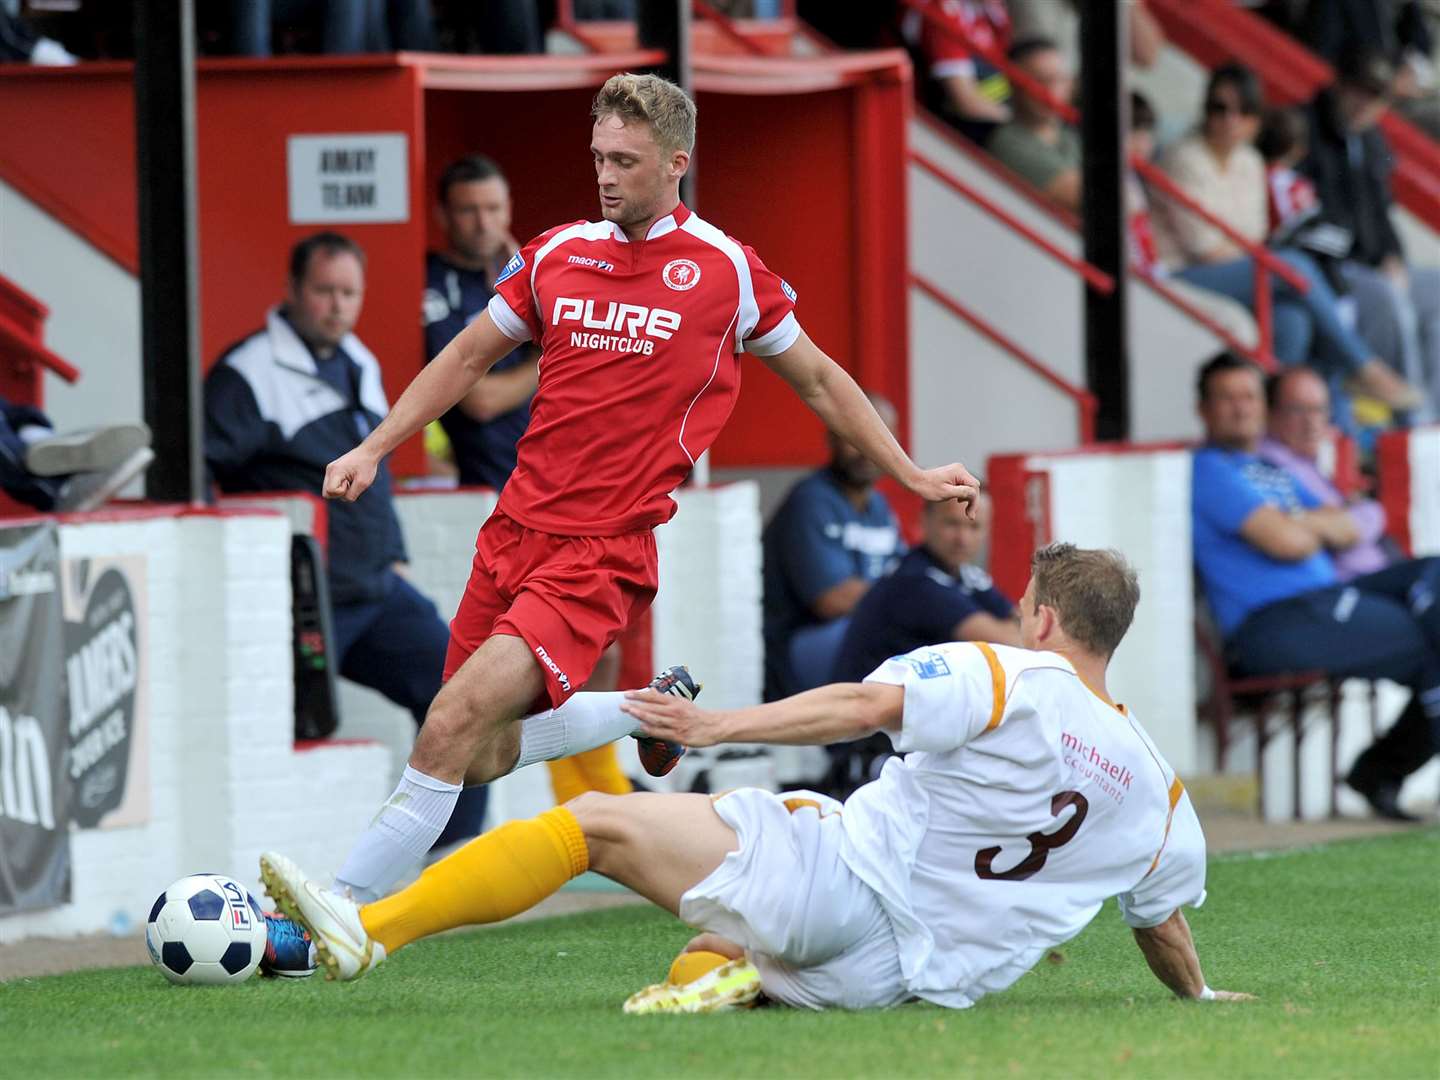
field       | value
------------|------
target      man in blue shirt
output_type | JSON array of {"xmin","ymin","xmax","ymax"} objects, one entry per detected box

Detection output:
[
  {"xmin": 422, "ymin": 156, "xmax": 537, "ymax": 490},
  {"xmin": 206, "ymin": 232, "xmax": 488, "ymax": 848},
  {"xmin": 1192, "ymin": 352, "xmax": 1439, "ymax": 820},
  {"xmin": 762, "ymin": 394, "xmax": 905, "ymax": 700}
]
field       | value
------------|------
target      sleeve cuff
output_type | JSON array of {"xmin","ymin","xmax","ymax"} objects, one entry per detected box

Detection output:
[
  {"xmin": 487, "ymin": 293, "xmax": 532, "ymax": 344},
  {"xmin": 744, "ymin": 311, "xmax": 800, "ymax": 357},
  {"xmin": 931, "ymin": 58, "xmax": 977, "ymax": 80}
]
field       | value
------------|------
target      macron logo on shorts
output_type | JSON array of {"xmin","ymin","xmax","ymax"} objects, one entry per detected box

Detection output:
[{"xmin": 534, "ymin": 643, "xmax": 572, "ymax": 693}]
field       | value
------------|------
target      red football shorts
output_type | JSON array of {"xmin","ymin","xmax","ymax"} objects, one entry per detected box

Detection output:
[{"xmin": 443, "ymin": 509, "xmax": 659, "ymax": 710}]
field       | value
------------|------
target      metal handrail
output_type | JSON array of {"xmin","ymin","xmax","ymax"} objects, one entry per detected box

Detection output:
[
  {"xmin": 910, "ymin": 271, "xmax": 1098, "ymax": 443},
  {"xmin": 692, "ymin": 1, "xmax": 768, "ymax": 55},
  {"xmin": 910, "ymin": 150, "xmax": 1114, "ymax": 294}
]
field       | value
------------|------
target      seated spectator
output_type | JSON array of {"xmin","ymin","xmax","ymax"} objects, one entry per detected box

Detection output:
[
  {"xmin": 1303, "ymin": 0, "xmax": 1440, "ymax": 139},
  {"xmin": 904, "ymin": 0, "xmax": 1014, "ymax": 142},
  {"xmin": 1258, "ymin": 366, "xmax": 1395, "ymax": 581},
  {"xmin": 423, "ymin": 155, "xmax": 537, "ymax": 491},
  {"xmin": 1155, "ymin": 64, "xmax": 1420, "ymax": 414},
  {"xmin": 226, "ymin": 0, "xmax": 433, "ymax": 56},
  {"xmin": 1191, "ymin": 352, "xmax": 1439, "ymax": 820},
  {"xmin": 986, "ymin": 36, "xmax": 1080, "ymax": 211},
  {"xmin": 1302, "ymin": 46, "xmax": 1440, "ymax": 423},
  {"xmin": 1256, "ymin": 107, "xmax": 1352, "ymax": 300},
  {"xmin": 0, "ymin": 3, "xmax": 75, "ymax": 64},
  {"xmin": 762, "ymin": 393, "xmax": 904, "ymax": 701},
  {"xmin": 0, "ymin": 402, "xmax": 151, "ymax": 512},
  {"xmin": 1129, "ymin": 92, "xmax": 1259, "ymax": 348},
  {"xmin": 833, "ymin": 492, "xmax": 1018, "ymax": 684},
  {"xmin": 205, "ymin": 231, "xmax": 487, "ymax": 851}
]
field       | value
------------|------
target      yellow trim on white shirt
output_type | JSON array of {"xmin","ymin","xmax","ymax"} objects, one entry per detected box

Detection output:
[{"xmin": 974, "ymin": 642, "xmax": 1007, "ymax": 733}]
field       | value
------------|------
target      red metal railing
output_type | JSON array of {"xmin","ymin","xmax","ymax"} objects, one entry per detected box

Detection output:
[
  {"xmin": 910, "ymin": 150, "xmax": 1115, "ymax": 294},
  {"xmin": 899, "ymin": 0, "xmax": 1311, "ymax": 369},
  {"xmin": 910, "ymin": 272, "xmax": 1098, "ymax": 443}
]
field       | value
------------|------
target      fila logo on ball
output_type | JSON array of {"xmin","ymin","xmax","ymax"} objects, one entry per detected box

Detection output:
[{"xmin": 662, "ymin": 259, "xmax": 701, "ymax": 291}]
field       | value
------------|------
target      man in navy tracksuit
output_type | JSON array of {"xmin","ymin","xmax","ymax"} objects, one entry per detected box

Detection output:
[
  {"xmin": 204, "ymin": 232, "xmax": 487, "ymax": 851},
  {"xmin": 422, "ymin": 155, "xmax": 537, "ymax": 490}
]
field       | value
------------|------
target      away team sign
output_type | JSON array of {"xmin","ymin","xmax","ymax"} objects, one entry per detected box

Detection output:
[{"xmin": 287, "ymin": 133, "xmax": 409, "ymax": 224}]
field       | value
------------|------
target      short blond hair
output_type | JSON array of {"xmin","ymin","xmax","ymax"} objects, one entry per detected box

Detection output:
[
  {"xmin": 1030, "ymin": 543, "xmax": 1140, "ymax": 658},
  {"xmin": 592, "ymin": 72, "xmax": 696, "ymax": 155}
]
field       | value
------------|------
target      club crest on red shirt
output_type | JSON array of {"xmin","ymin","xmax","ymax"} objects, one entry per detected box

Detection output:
[{"xmin": 662, "ymin": 259, "xmax": 701, "ymax": 291}]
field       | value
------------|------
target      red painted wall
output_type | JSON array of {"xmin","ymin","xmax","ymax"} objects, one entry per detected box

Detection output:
[{"xmin": 0, "ymin": 55, "xmax": 910, "ymax": 480}]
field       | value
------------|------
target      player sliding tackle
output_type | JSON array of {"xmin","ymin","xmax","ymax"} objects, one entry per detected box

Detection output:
[
  {"xmin": 304, "ymin": 72, "xmax": 978, "ymax": 906},
  {"xmin": 262, "ymin": 544, "xmax": 1252, "ymax": 1010}
]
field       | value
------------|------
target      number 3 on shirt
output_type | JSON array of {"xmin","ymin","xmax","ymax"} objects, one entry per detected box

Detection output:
[{"xmin": 974, "ymin": 791, "xmax": 1090, "ymax": 882}]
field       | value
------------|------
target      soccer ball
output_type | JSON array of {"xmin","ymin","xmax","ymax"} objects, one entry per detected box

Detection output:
[{"xmin": 145, "ymin": 873, "xmax": 268, "ymax": 985}]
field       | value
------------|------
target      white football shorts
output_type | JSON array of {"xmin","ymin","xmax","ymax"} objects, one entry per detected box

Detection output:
[{"xmin": 678, "ymin": 787, "xmax": 909, "ymax": 1010}]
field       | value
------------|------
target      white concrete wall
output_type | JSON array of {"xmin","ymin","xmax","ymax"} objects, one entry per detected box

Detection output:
[
  {"xmin": 1403, "ymin": 426, "xmax": 1440, "ymax": 556},
  {"xmin": 0, "ymin": 180, "xmax": 143, "ymax": 435},
  {"xmin": 907, "ymin": 118, "xmax": 1247, "ymax": 466},
  {"xmin": 0, "ymin": 512, "xmax": 390, "ymax": 942},
  {"xmin": 1019, "ymin": 448, "xmax": 1197, "ymax": 774}
]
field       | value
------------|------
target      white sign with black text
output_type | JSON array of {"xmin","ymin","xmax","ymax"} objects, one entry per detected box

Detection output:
[{"xmin": 287, "ymin": 132, "xmax": 409, "ymax": 224}]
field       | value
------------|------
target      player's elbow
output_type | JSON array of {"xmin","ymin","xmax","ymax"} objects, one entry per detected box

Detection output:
[{"xmin": 846, "ymin": 682, "xmax": 902, "ymax": 739}]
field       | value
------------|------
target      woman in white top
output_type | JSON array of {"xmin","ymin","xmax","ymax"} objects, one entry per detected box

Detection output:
[{"xmin": 1153, "ymin": 64, "xmax": 1419, "ymax": 413}]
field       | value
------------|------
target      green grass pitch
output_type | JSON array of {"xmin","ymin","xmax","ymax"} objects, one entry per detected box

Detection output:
[{"xmin": 5, "ymin": 829, "xmax": 1436, "ymax": 1079}]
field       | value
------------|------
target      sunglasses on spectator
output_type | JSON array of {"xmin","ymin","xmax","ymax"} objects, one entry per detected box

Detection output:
[{"xmin": 1205, "ymin": 99, "xmax": 1255, "ymax": 117}]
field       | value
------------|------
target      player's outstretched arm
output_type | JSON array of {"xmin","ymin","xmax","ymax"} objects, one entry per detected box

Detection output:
[
  {"xmin": 1132, "ymin": 909, "xmax": 1254, "ymax": 1002},
  {"xmin": 761, "ymin": 328, "xmax": 980, "ymax": 512},
  {"xmin": 621, "ymin": 681, "xmax": 902, "ymax": 748},
  {"xmin": 322, "ymin": 312, "xmax": 518, "ymax": 502}
]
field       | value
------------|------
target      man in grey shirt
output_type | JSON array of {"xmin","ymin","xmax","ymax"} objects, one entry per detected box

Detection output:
[{"xmin": 987, "ymin": 36, "xmax": 1081, "ymax": 211}]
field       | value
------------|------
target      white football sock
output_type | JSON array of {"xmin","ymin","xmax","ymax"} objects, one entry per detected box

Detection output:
[
  {"xmin": 334, "ymin": 765, "xmax": 462, "ymax": 902},
  {"xmin": 513, "ymin": 692, "xmax": 638, "ymax": 771}
]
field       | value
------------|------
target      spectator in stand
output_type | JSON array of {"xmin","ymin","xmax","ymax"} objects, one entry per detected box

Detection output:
[
  {"xmin": 763, "ymin": 393, "xmax": 905, "ymax": 701},
  {"xmin": 1256, "ymin": 107, "xmax": 1353, "ymax": 299},
  {"xmin": 1258, "ymin": 366, "xmax": 1396, "ymax": 581},
  {"xmin": 205, "ymin": 232, "xmax": 488, "ymax": 852},
  {"xmin": 1304, "ymin": 0, "xmax": 1440, "ymax": 138},
  {"xmin": 1155, "ymin": 64, "xmax": 1421, "ymax": 414},
  {"xmin": 833, "ymin": 492, "xmax": 1018, "ymax": 684},
  {"xmin": 227, "ymin": 0, "xmax": 433, "ymax": 56},
  {"xmin": 0, "ymin": 403, "xmax": 151, "ymax": 512},
  {"xmin": 822, "ymin": 493, "xmax": 1017, "ymax": 797},
  {"xmin": 986, "ymin": 36, "xmax": 1081, "ymax": 211},
  {"xmin": 1192, "ymin": 352, "xmax": 1439, "ymax": 821},
  {"xmin": 1128, "ymin": 92, "xmax": 1260, "ymax": 349},
  {"xmin": 904, "ymin": 0, "xmax": 1014, "ymax": 143},
  {"xmin": 1302, "ymin": 46, "xmax": 1440, "ymax": 423},
  {"xmin": 423, "ymin": 156, "xmax": 537, "ymax": 492},
  {"xmin": 0, "ymin": 1, "xmax": 75, "ymax": 64}
]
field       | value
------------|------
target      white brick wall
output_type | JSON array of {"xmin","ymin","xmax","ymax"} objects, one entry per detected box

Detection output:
[{"xmin": 1, "ymin": 512, "xmax": 391, "ymax": 943}]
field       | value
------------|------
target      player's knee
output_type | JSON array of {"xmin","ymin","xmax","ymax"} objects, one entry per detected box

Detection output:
[{"xmin": 564, "ymin": 791, "xmax": 635, "ymax": 870}]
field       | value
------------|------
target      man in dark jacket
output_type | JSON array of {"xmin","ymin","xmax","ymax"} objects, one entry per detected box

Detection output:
[
  {"xmin": 205, "ymin": 232, "xmax": 487, "ymax": 851},
  {"xmin": 1302, "ymin": 47, "xmax": 1440, "ymax": 421}
]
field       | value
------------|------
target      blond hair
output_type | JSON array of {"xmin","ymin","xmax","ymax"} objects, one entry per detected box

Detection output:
[
  {"xmin": 592, "ymin": 72, "xmax": 697, "ymax": 155},
  {"xmin": 1030, "ymin": 543, "xmax": 1140, "ymax": 658}
]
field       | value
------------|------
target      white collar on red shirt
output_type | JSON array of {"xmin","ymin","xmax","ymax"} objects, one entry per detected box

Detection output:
[{"xmin": 609, "ymin": 201, "xmax": 691, "ymax": 243}]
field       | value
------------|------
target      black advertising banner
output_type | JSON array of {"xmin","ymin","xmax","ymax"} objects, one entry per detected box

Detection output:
[
  {"xmin": 62, "ymin": 556, "xmax": 149, "ymax": 829},
  {"xmin": 0, "ymin": 522, "xmax": 71, "ymax": 916}
]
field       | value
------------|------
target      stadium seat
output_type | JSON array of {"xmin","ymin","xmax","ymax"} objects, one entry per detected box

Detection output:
[{"xmin": 1193, "ymin": 602, "xmax": 1379, "ymax": 820}]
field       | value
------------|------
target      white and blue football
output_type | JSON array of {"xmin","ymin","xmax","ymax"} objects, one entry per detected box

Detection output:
[{"xmin": 145, "ymin": 873, "xmax": 268, "ymax": 985}]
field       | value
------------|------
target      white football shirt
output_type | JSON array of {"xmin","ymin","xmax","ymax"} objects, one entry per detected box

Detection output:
[{"xmin": 841, "ymin": 642, "xmax": 1207, "ymax": 1009}]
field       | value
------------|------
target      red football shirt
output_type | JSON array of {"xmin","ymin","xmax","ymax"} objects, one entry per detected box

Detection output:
[{"xmin": 486, "ymin": 202, "xmax": 798, "ymax": 536}]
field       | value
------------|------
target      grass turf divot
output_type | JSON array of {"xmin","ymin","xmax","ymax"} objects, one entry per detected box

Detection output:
[{"xmin": 4, "ymin": 829, "xmax": 1436, "ymax": 1078}]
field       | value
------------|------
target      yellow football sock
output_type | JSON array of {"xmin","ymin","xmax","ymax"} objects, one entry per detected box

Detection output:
[
  {"xmin": 546, "ymin": 757, "xmax": 586, "ymax": 805},
  {"xmin": 668, "ymin": 950, "xmax": 733, "ymax": 986},
  {"xmin": 359, "ymin": 807, "xmax": 588, "ymax": 953},
  {"xmin": 547, "ymin": 744, "xmax": 634, "ymax": 804}
]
